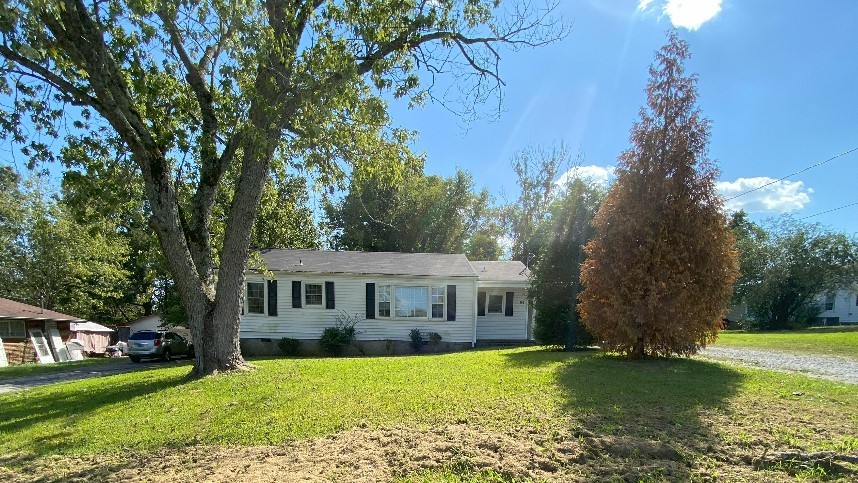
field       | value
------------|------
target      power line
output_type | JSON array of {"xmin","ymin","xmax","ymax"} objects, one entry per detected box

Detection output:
[
  {"xmin": 725, "ymin": 146, "xmax": 858, "ymax": 201},
  {"xmin": 799, "ymin": 202, "xmax": 858, "ymax": 220}
]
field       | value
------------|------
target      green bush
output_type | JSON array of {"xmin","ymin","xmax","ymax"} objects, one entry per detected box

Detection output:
[
  {"xmin": 428, "ymin": 332, "xmax": 443, "ymax": 346},
  {"xmin": 534, "ymin": 303, "xmax": 593, "ymax": 348},
  {"xmin": 319, "ymin": 311, "xmax": 362, "ymax": 356},
  {"xmin": 277, "ymin": 337, "xmax": 301, "ymax": 356},
  {"xmin": 409, "ymin": 328, "xmax": 424, "ymax": 353}
]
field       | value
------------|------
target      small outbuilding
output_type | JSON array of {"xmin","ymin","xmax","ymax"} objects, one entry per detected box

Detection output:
[{"xmin": 69, "ymin": 321, "xmax": 115, "ymax": 355}]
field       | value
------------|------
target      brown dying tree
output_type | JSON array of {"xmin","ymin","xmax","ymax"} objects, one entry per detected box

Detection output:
[{"xmin": 578, "ymin": 32, "xmax": 738, "ymax": 358}]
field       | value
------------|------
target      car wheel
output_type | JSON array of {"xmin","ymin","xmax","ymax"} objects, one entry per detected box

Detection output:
[
  {"xmin": 129, "ymin": 356, "xmax": 140, "ymax": 363},
  {"xmin": 162, "ymin": 349, "xmax": 172, "ymax": 362}
]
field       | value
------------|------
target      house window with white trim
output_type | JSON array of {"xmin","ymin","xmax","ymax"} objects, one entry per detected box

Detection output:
[
  {"xmin": 247, "ymin": 282, "xmax": 265, "ymax": 314},
  {"xmin": 487, "ymin": 294, "xmax": 504, "ymax": 314},
  {"xmin": 0, "ymin": 320, "xmax": 26, "ymax": 338},
  {"xmin": 378, "ymin": 285, "xmax": 391, "ymax": 317},
  {"xmin": 431, "ymin": 287, "xmax": 445, "ymax": 319},
  {"xmin": 824, "ymin": 293, "xmax": 835, "ymax": 311},
  {"xmin": 395, "ymin": 286, "xmax": 429, "ymax": 318},
  {"xmin": 305, "ymin": 283, "xmax": 323, "ymax": 306}
]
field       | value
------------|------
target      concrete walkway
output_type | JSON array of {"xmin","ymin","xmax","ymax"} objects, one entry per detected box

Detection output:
[
  {"xmin": 699, "ymin": 346, "xmax": 858, "ymax": 385},
  {"xmin": 0, "ymin": 360, "xmax": 164, "ymax": 393}
]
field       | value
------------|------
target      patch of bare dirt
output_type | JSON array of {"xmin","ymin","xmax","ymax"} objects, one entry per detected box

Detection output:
[{"xmin": 1, "ymin": 423, "xmax": 855, "ymax": 482}]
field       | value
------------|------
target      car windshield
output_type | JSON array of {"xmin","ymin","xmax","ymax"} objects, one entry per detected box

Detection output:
[{"xmin": 129, "ymin": 332, "xmax": 160, "ymax": 340}]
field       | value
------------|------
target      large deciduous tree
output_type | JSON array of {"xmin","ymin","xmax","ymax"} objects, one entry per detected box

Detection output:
[
  {"xmin": 579, "ymin": 33, "xmax": 737, "ymax": 358},
  {"xmin": 325, "ymin": 167, "xmax": 501, "ymax": 255},
  {"xmin": 0, "ymin": 0, "xmax": 564, "ymax": 375},
  {"xmin": 736, "ymin": 217, "xmax": 857, "ymax": 329}
]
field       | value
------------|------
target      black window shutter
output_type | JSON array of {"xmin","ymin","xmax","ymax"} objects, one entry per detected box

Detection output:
[
  {"xmin": 505, "ymin": 291, "xmax": 514, "ymax": 317},
  {"xmin": 477, "ymin": 291, "xmax": 486, "ymax": 317},
  {"xmin": 366, "ymin": 283, "xmax": 375, "ymax": 319},
  {"xmin": 267, "ymin": 280, "xmax": 278, "ymax": 316},
  {"xmin": 446, "ymin": 285, "xmax": 456, "ymax": 321},
  {"xmin": 325, "ymin": 281, "xmax": 335, "ymax": 309},
  {"xmin": 292, "ymin": 281, "xmax": 302, "ymax": 308}
]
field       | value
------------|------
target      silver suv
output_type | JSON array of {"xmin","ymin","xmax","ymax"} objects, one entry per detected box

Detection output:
[{"xmin": 127, "ymin": 330, "xmax": 193, "ymax": 363}]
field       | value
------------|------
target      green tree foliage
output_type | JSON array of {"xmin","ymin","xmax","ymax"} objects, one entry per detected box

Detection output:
[
  {"xmin": 0, "ymin": 173, "xmax": 131, "ymax": 323},
  {"xmin": 0, "ymin": 0, "xmax": 564, "ymax": 375},
  {"xmin": 736, "ymin": 217, "xmax": 858, "ymax": 330},
  {"xmin": 506, "ymin": 144, "xmax": 569, "ymax": 264},
  {"xmin": 579, "ymin": 33, "xmax": 738, "ymax": 358},
  {"xmin": 531, "ymin": 178, "xmax": 603, "ymax": 348},
  {"xmin": 325, "ymin": 168, "xmax": 501, "ymax": 255},
  {"xmin": 0, "ymin": 166, "xmax": 26, "ymax": 291}
]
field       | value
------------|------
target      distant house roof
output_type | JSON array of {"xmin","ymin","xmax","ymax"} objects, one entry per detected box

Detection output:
[
  {"xmin": 258, "ymin": 249, "xmax": 478, "ymax": 278},
  {"xmin": 70, "ymin": 321, "xmax": 114, "ymax": 333},
  {"xmin": 0, "ymin": 297, "xmax": 87, "ymax": 322},
  {"xmin": 469, "ymin": 261, "xmax": 530, "ymax": 282}
]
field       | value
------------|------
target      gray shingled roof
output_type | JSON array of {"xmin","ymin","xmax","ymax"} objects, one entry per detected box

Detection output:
[
  {"xmin": 258, "ymin": 249, "xmax": 478, "ymax": 278},
  {"xmin": 469, "ymin": 261, "xmax": 530, "ymax": 282}
]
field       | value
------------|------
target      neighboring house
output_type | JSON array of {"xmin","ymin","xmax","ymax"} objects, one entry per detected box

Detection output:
[
  {"xmin": 239, "ymin": 249, "xmax": 532, "ymax": 355},
  {"xmin": 815, "ymin": 289, "xmax": 858, "ymax": 324},
  {"xmin": 0, "ymin": 297, "xmax": 84, "ymax": 365},
  {"xmin": 124, "ymin": 314, "xmax": 191, "ymax": 341}
]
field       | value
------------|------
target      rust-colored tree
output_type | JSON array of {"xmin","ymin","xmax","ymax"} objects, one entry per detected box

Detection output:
[{"xmin": 579, "ymin": 33, "xmax": 737, "ymax": 358}]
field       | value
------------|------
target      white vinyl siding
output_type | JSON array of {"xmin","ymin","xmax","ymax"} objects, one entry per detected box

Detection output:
[
  {"xmin": 816, "ymin": 290, "xmax": 858, "ymax": 324},
  {"xmin": 240, "ymin": 274, "xmax": 476, "ymax": 343},
  {"xmin": 476, "ymin": 288, "xmax": 528, "ymax": 340}
]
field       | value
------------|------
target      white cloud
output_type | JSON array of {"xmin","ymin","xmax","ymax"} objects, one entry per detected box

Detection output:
[
  {"xmin": 717, "ymin": 177, "xmax": 813, "ymax": 214},
  {"xmin": 555, "ymin": 165, "xmax": 616, "ymax": 188},
  {"xmin": 637, "ymin": 0, "xmax": 723, "ymax": 30}
]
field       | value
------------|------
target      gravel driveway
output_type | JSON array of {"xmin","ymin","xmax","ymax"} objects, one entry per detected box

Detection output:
[
  {"xmin": 699, "ymin": 346, "xmax": 858, "ymax": 385},
  {"xmin": 0, "ymin": 360, "xmax": 162, "ymax": 394}
]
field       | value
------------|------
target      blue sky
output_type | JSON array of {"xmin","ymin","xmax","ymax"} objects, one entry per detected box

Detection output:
[{"xmin": 387, "ymin": 0, "xmax": 858, "ymax": 234}]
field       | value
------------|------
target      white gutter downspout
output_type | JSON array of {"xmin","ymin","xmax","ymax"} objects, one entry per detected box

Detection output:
[{"xmin": 472, "ymin": 278, "xmax": 478, "ymax": 347}]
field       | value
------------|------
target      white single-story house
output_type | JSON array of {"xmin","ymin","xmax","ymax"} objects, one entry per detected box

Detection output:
[
  {"xmin": 239, "ymin": 249, "xmax": 532, "ymax": 355},
  {"xmin": 816, "ymin": 289, "xmax": 858, "ymax": 324}
]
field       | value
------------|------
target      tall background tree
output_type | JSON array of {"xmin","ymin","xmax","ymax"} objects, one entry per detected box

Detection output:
[
  {"xmin": 506, "ymin": 144, "xmax": 569, "ymax": 265},
  {"xmin": 530, "ymin": 176, "xmax": 603, "ymax": 349},
  {"xmin": 0, "ymin": 0, "xmax": 565, "ymax": 375},
  {"xmin": 325, "ymin": 167, "xmax": 501, "ymax": 256},
  {"xmin": 579, "ymin": 33, "xmax": 738, "ymax": 358}
]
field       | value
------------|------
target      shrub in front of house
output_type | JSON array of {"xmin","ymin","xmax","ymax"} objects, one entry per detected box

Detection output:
[
  {"xmin": 409, "ymin": 328, "xmax": 423, "ymax": 353},
  {"xmin": 319, "ymin": 311, "xmax": 362, "ymax": 356},
  {"xmin": 277, "ymin": 337, "xmax": 301, "ymax": 356}
]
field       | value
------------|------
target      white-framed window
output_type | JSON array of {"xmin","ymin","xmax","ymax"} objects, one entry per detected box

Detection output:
[
  {"xmin": 377, "ymin": 285, "xmax": 446, "ymax": 320},
  {"xmin": 431, "ymin": 287, "xmax": 445, "ymax": 319},
  {"xmin": 247, "ymin": 282, "xmax": 265, "ymax": 314},
  {"xmin": 395, "ymin": 286, "xmax": 429, "ymax": 318},
  {"xmin": 378, "ymin": 285, "xmax": 391, "ymax": 317},
  {"xmin": 305, "ymin": 283, "xmax": 323, "ymax": 306},
  {"xmin": 824, "ymin": 293, "xmax": 835, "ymax": 311},
  {"xmin": 487, "ymin": 294, "xmax": 504, "ymax": 314},
  {"xmin": 0, "ymin": 320, "xmax": 26, "ymax": 338}
]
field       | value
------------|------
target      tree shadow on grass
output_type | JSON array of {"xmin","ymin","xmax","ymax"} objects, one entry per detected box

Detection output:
[
  {"xmin": 551, "ymin": 354, "xmax": 746, "ymax": 481},
  {"xmin": 0, "ymin": 367, "xmax": 191, "ymax": 458}
]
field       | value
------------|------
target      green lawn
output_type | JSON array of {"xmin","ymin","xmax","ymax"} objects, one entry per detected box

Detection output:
[
  {"xmin": 0, "ymin": 347, "xmax": 856, "ymax": 481},
  {"xmin": 715, "ymin": 326, "xmax": 858, "ymax": 359},
  {"xmin": 0, "ymin": 357, "xmax": 125, "ymax": 382}
]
